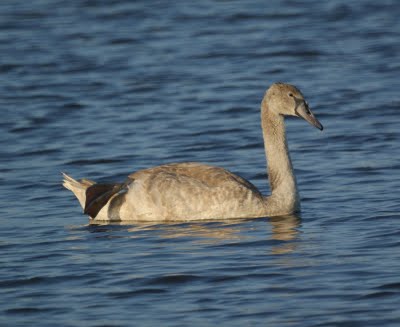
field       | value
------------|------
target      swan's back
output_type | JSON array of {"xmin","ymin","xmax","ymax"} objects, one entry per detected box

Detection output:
[
  {"xmin": 129, "ymin": 162, "xmax": 259, "ymax": 191},
  {"xmin": 116, "ymin": 163, "xmax": 267, "ymax": 221}
]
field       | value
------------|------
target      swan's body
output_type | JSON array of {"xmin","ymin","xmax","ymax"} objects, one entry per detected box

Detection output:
[{"xmin": 63, "ymin": 83, "xmax": 323, "ymax": 223}]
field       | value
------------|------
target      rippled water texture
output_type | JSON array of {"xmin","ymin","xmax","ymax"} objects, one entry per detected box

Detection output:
[{"xmin": 1, "ymin": 1, "xmax": 400, "ymax": 326}]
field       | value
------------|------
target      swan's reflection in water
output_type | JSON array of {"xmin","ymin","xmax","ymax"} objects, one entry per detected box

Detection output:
[
  {"xmin": 86, "ymin": 214, "xmax": 301, "ymax": 255},
  {"xmin": 268, "ymin": 215, "xmax": 301, "ymax": 254}
]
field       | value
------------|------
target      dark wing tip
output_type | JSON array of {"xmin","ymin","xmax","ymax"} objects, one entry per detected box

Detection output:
[{"xmin": 84, "ymin": 184, "xmax": 123, "ymax": 218}]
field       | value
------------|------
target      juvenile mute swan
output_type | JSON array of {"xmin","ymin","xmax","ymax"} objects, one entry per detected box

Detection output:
[{"xmin": 63, "ymin": 83, "xmax": 323, "ymax": 222}]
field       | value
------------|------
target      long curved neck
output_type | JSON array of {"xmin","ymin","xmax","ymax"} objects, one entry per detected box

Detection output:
[{"xmin": 261, "ymin": 100, "xmax": 300, "ymax": 215}]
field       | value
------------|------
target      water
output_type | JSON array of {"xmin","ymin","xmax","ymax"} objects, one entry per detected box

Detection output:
[{"xmin": 1, "ymin": 1, "xmax": 400, "ymax": 326}]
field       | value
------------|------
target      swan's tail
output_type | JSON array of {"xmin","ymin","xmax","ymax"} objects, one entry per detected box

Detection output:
[{"xmin": 62, "ymin": 173, "xmax": 95, "ymax": 210}]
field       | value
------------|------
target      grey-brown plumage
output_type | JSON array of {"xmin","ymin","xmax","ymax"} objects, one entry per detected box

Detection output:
[{"xmin": 63, "ymin": 83, "xmax": 323, "ymax": 222}]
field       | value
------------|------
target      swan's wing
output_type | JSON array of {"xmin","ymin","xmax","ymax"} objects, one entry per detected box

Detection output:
[
  {"xmin": 124, "ymin": 163, "xmax": 265, "ymax": 220},
  {"xmin": 129, "ymin": 162, "xmax": 261, "ymax": 194},
  {"xmin": 86, "ymin": 162, "xmax": 265, "ymax": 220}
]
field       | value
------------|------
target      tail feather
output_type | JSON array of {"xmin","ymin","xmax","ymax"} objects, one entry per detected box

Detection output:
[{"xmin": 62, "ymin": 173, "xmax": 95, "ymax": 209}]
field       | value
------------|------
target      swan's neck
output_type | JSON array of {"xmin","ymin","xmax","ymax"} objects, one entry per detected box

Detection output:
[{"xmin": 262, "ymin": 101, "xmax": 300, "ymax": 215}]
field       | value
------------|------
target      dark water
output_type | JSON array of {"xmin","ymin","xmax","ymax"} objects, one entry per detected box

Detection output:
[{"xmin": 1, "ymin": 1, "xmax": 400, "ymax": 326}]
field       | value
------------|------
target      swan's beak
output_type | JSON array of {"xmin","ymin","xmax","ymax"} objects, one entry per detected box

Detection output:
[{"xmin": 295, "ymin": 101, "xmax": 323, "ymax": 131}]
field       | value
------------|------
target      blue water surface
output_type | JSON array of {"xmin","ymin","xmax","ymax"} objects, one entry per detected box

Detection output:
[{"xmin": 1, "ymin": 1, "xmax": 400, "ymax": 326}]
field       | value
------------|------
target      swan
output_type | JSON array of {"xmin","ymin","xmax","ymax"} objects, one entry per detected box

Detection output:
[{"xmin": 63, "ymin": 83, "xmax": 323, "ymax": 222}]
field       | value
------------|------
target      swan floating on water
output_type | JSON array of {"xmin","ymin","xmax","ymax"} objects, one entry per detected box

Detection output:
[{"xmin": 63, "ymin": 83, "xmax": 323, "ymax": 222}]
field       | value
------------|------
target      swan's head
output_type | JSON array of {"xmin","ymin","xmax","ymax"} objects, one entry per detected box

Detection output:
[{"xmin": 265, "ymin": 83, "xmax": 323, "ymax": 130}]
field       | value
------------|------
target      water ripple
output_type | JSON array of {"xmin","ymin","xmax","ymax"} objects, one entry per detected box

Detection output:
[{"xmin": 2, "ymin": 0, "xmax": 400, "ymax": 326}]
